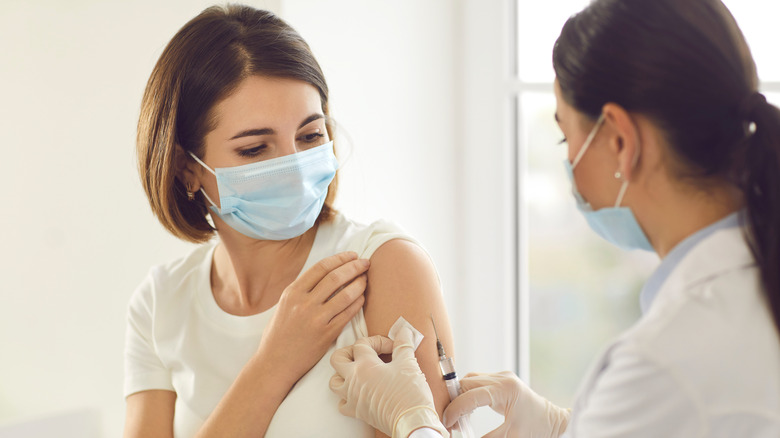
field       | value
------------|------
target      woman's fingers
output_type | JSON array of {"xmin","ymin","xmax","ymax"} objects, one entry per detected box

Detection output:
[
  {"xmin": 309, "ymin": 258, "xmax": 370, "ymax": 303},
  {"xmin": 326, "ymin": 289, "xmax": 365, "ymax": 334},
  {"xmin": 323, "ymin": 273, "xmax": 367, "ymax": 319},
  {"xmin": 264, "ymin": 253, "xmax": 371, "ymax": 372},
  {"xmin": 293, "ymin": 251, "xmax": 361, "ymax": 291}
]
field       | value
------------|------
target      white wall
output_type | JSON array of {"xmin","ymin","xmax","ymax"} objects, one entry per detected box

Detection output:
[
  {"xmin": 0, "ymin": 1, "xmax": 235, "ymax": 434},
  {"xmin": 281, "ymin": 0, "xmax": 461, "ymax": 345},
  {"xmin": 1, "ymin": 0, "xmax": 514, "ymax": 436}
]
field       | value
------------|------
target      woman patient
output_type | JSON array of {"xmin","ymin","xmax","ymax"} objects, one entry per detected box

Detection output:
[{"xmin": 122, "ymin": 4, "xmax": 454, "ymax": 438}]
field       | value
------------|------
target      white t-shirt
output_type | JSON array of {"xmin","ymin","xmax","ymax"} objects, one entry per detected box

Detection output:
[{"xmin": 124, "ymin": 213, "xmax": 418, "ymax": 438}]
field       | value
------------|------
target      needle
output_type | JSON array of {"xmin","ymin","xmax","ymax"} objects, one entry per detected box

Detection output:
[{"xmin": 431, "ymin": 314, "xmax": 446, "ymax": 359}]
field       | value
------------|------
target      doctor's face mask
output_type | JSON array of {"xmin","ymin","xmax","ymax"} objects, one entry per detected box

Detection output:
[
  {"xmin": 189, "ymin": 141, "xmax": 338, "ymax": 241},
  {"xmin": 562, "ymin": 114, "xmax": 653, "ymax": 251}
]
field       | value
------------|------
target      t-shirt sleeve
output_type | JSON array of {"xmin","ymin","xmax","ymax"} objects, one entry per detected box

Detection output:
[
  {"xmin": 123, "ymin": 271, "xmax": 174, "ymax": 398},
  {"xmin": 354, "ymin": 219, "xmax": 421, "ymax": 260}
]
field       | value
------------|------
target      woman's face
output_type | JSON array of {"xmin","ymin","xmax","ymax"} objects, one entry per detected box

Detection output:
[
  {"xmin": 193, "ymin": 75, "xmax": 330, "ymax": 208},
  {"xmin": 553, "ymin": 79, "xmax": 621, "ymax": 210}
]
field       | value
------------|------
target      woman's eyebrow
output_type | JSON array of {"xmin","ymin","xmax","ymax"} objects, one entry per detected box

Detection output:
[
  {"xmin": 229, "ymin": 113, "xmax": 325, "ymax": 140},
  {"xmin": 230, "ymin": 127, "xmax": 274, "ymax": 140},
  {"xmin": 298, "ymin": 113, "xmax": 324, "ymax": 129}
]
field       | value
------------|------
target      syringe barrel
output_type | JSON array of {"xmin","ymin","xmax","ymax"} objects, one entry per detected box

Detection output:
[
  {"xmin": 444, "ymin": 377, "xmax": 462, "ymax": 401},
  {"xmin": 440, "ymin": 357, "xmax": 463, "ymax": 401},
  {"xmin": 439, "ymin": 356, "xmax": 475, "ymax": 437},
  {"xmin": 438, "ymin": 357, "xmax": 457, "ymax": 379}
]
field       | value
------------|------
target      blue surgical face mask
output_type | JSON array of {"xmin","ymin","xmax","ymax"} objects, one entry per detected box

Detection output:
[
  {"xmin": 189, "ymin": 141, "xmax": 338, "ymax": 241},
  {"xmin": 563, "ymin": 114, "xmax": 654, "ymax": 252}
]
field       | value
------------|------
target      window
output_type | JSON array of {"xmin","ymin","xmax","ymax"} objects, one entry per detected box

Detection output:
[{"xmin": 514, "ymin": 0, "xmax": 780, "ymax": 406}]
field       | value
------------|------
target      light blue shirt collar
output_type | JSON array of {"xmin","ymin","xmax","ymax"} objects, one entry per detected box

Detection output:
[{"xmin": 639, "ymin": 211, "xmax": 742, "ymax": 314}]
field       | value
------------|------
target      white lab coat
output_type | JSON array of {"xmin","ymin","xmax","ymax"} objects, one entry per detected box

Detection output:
[{"xmin": 563, "ymin": 225, "xmax": 780, "ymax": 437}]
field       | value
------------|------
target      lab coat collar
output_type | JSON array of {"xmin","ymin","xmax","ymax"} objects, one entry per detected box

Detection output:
[{"xmin": 639, "ymin": 211, "xmax": 746, "ymax": 314}]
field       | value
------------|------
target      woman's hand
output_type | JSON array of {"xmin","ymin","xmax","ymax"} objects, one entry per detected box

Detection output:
[{"xmin": 257, "ymin": 251, "xmax": 370, "ymax": 383}]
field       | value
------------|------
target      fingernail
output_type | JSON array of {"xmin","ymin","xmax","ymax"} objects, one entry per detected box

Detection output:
[{"xmin": 360, "ymin": 259, "xmax": 370, "ymax": 268}]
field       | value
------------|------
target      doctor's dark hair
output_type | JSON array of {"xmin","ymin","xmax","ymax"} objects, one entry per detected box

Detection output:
[
  {"xmin": 553, "ymin": 0, "xmax": 780, "ymax": 336},
  {"xmin": 137, "ymin": 4, "xmax": 338, "ymax": 243}
]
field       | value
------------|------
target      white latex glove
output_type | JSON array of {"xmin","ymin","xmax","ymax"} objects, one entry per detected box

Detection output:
[
  {"xmin": 442, "ymin": 371, "xmax": 569, "ymax": 438},
  {"xmin": 329, "ymin": 329, "xmax": 449, "ymax": 438}
]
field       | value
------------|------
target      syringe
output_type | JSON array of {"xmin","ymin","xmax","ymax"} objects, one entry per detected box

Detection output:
[{"xmin": 431, "ymin": 315, "xmax": 475, "ymax": 438}]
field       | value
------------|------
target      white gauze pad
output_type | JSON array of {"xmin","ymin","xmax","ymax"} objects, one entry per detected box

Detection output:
[{"xmin": 387, "ymin": 316, "xmax": 424, "ymax": 351}]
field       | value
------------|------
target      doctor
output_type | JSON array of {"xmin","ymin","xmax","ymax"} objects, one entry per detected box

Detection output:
[{"xmin": 328, "ymin": 0, "xmax": 780, "ymax": 436}]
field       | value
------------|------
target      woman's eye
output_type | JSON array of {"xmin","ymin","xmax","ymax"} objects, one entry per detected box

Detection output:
[
  {"xmin": 300, "ymin": 132, "xmax": 325, "ymax": 143},
  {"xmin": 558, "ymin": 137, "xmax": 568, "ymax": 145},
  {"xmin": 237, "ymin": 145, "xmax": 266, "ymax": 157}
]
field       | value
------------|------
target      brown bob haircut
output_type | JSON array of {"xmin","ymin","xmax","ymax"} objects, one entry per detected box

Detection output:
[{"xmin": 137, "ymin": 4, "xmax": 338, "ymax": 243}]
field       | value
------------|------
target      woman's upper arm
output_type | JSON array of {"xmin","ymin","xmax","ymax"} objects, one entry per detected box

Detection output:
[
  {"xmin": 124, "ymin": 390, "xmax": 176, "ymax": 438},
  {"xmin": 363, "ymin": 239, "xmax": 455, "ymax": 425}
]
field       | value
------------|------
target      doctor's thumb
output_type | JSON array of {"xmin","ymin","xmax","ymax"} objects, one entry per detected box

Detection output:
[
  {"xmin": 442, "ymin": 389, "xmax": 481, "ymax": 428},
  {"xmin": 355, "ymin": 335, "xmax": 394, "ymax": 356},
  {"xmin": 390, "ymin": 327, "xmax": 417, "ymax": 361}
]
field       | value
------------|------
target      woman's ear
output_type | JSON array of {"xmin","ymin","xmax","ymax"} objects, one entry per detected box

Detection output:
[
  {"xmin": 602, "ymin": 102, "xmax": 642, "ymax": 182},
  {"xmin": 174, "ymin": 145, "xmax": 202, "ymax": 193}
]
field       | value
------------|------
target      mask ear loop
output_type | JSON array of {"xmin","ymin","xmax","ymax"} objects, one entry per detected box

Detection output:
[
  {"xmin": 187, "ymin": 152, "xmax": 220, "ymax": 211},
  {"xmin": 571, "ymin": 113, "xmax": 606, "ymax": 169},
  {"xmin": 614, "ymin": 180, "xmax": 630, "ymax": 208},
  {"xmin": 188, "ymin": 152, "xmax": 217, "ymax": 176},
  {"xmin": 198, "ymin": 188, "xmax": 220, "ymax": 211}
]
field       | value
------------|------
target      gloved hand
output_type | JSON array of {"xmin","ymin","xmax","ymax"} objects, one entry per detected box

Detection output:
[
  {"xmin": 329, "ymin": 328, "xmax": 449, "ymax": 438},
  {"xmin": 442, "ymin": 371, "xmax": 569, "ymax": 438}
]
